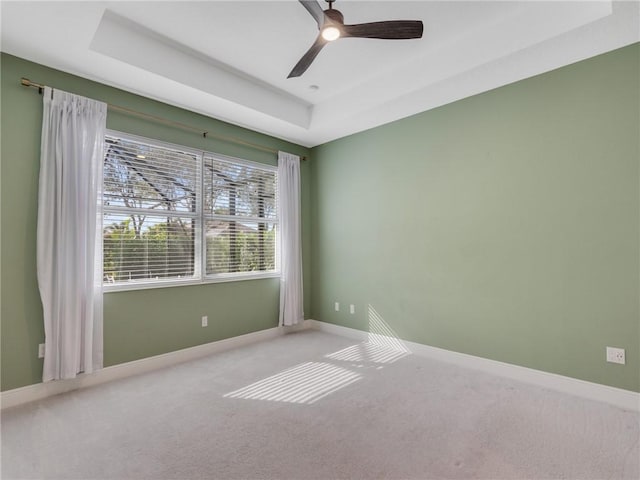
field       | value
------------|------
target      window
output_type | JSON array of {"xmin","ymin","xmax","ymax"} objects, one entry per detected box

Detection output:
[
  {"xmin": 103, "ymin": 131, "xmax": 278, "ymax": 289},
  {"xmin": 204, "ymin": 154, "xmax": 277, "ymax": 276}
]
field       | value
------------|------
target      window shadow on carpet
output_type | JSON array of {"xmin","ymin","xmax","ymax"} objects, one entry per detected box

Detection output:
[{"xmin": 223, "ymin": 304, "xmax": 411, "ymax": 404}]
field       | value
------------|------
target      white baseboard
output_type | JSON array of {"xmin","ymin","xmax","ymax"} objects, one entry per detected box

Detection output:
[
  {"xmin": 306, "ymin": 320, "xmax": 640, "ymax": 413},
  {"xmin": 3, "ymin": 319, "xmax": 637, "ymax": 413},
  {"xmin": 1, "ymin": 326, "xmax": 285, "ymax": 410}
]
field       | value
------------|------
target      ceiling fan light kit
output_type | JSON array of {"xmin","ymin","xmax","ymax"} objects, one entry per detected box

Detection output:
[
  {"xmin": 321, "ymin": 26, "xmax": 341, "ymax": 41},
  {"xmin": 288, "ymin": 0, "xmax": 424, "ymax": 78}
]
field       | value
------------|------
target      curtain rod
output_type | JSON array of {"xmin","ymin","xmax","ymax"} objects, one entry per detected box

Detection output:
[{"xmin": 20, "ymin": 78, "xmax": 306, "ymax": 161}]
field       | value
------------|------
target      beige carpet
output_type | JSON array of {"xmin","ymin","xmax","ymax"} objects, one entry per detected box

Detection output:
[{"xmin": 1, "ymin": 330, "xmax": 638, "ymax": 479}]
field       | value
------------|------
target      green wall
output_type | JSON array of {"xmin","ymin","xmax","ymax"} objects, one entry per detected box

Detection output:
[
  {"xmin": 310, "ymin": 44, "xmax": 640, "ymax": 392},
  {"xmin": 3, "ymin": 44, "xmax": 639, "ymax": 394},
  {"xmin": 0, "ymin": 53, "xmax": 311, "ymax": 391}
]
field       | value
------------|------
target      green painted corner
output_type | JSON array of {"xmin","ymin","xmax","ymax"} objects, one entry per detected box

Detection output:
[{"xmin": 309, "ymin": 43, "xmax": 640, "ymax": 392}]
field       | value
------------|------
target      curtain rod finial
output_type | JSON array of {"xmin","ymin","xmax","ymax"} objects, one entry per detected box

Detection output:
[{"xmin": 21, "ymin": 77, "xmax": 44, "ymax": 95}]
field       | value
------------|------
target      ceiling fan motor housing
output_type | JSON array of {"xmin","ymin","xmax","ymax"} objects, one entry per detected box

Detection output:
[{"xmin": 324, "ymin": 9, "xmax": 344, "ymax": 25}]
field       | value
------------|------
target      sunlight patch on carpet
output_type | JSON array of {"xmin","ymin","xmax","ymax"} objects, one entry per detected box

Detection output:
[
  {"xmin": 223, "ymin": 362, "xmax": 361, "ymax": 404},
  {"xmin": 325, "ymin": 342, "xmax": 408, "ymax": 364}
]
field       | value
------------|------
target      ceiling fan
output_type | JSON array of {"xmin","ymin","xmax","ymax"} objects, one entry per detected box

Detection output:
[{"xmin": 288, "ymin": 0, "xmax": 424, "ymax": 78}]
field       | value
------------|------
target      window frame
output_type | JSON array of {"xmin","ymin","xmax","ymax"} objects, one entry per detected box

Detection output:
[{"xmin": 103, "ymin": 130, "xmax": 280, "ymax": 293}]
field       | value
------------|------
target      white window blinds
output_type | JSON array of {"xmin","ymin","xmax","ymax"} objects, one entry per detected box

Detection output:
[
  {"xmin": 103, "ymin": 131, "xmax": 278, "ymax": 289},
  {"xmin": 204, "ymin": 154, "xmax": 278, "ymax": 276},
  {"xmin": 103, "ymin": 135, "xmax": 199, "ymax": 285}
]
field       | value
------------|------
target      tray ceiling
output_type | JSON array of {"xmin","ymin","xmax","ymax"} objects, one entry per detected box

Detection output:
[{"xmin": 2, "ymin": 1, "xmax": 638, "ymax": 147}]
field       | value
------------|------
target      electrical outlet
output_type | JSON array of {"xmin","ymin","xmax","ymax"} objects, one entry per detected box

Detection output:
[
  {"xmin": 38, "ymin": 343, "xmax": 45, "ymax": 359},
  {"xmin": 606, "ymin": 347, "xmax": 625, "ymax": 365},
  {"xmin": 350, "ymin": 304, "xmax": 355, "ymax": 314},
  {"xmin": 201, "ymin": 316, "xmax": 208, "ymax": 327},
  {"xmin": 334, "ymin": 302, "xmax": 340, "ymax": 312}
]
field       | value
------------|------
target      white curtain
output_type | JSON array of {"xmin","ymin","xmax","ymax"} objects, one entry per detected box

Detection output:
[
  {"xmin": 278, "ymin": 152, "xmax": 304, "ymax": 326},
  {"xmin": 37, "ymin": 87, "xmax": 107, "ymax": 382}
]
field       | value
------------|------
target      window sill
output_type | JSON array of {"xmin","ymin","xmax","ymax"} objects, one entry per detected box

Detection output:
[{"xmin": 103, "ymin": 271, "xmax": 280, "ymax": 293}]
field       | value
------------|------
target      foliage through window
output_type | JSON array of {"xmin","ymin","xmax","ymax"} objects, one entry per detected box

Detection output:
[{"xmin": 103, "ymin": 132, "xmax": 278, "ymax": 288}]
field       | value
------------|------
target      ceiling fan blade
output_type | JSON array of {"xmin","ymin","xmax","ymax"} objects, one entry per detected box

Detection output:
[
  {"xmin": 343, "ymin": 20, "xmax": 423, "ymax": 40},
  {"xmin": 287, "ymin": 35, "xmax": 327, "ymax": 78},
  {"xmin": 298, "ymin": 0, "xmax": 325, "ymax": 29},
  {"xmin": 288, "ymin": 36, "xmax": 327, "ymax": 78}
]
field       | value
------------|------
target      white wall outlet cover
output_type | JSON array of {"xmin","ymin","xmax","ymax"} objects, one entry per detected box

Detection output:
[
  {"xmin": 350, "ymin": 304, "xmax": 355, "ymax": 314},
  {"xmin": 334, "ymin": 302, "xmax": 339, "ymax": 311},
  {"xmin": 201, "ymin": 316, "xmax": 208, "ymax": 327},
  {"xmin": 606, "ymin": 347, "xmax": 625, "ymax": 365},
  {"xmin": 38, "ymin": 343, "xmax": 45, "ymax": 359}
]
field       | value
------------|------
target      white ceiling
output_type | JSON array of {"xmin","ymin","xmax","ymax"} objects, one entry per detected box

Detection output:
[{"xmin": 2, "ymin": 1, "xmax": 638, "ymax": 147}]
